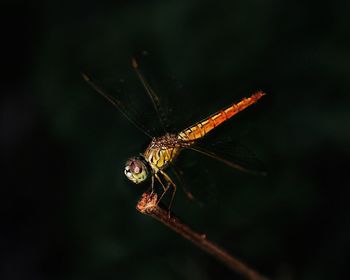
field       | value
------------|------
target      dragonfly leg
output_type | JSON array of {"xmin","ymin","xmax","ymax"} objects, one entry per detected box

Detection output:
[
  {"xmin": 155, "ymin": 173, "xmax": 167, "ymax": 192},
  {"xmin": 159, "ymin": 170, "xmax": 177, "ymax": 214},
  {"xmin": 150, "ymin": 175, "xmax": 155, "ymax": 195},
  {"xmin": 170, "ymin": 164, "xmax": 195, "ymax": 201},
  {"xmin": 145, "ymin": 175, "xmax": 156, "ymax": 195},
  {"xmin": 155, "ymin": 172, "xmax": 170, "ymax": 204}
]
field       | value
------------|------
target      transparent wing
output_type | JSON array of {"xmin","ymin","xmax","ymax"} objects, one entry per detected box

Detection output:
[
  {"xmin": 82, "ymin": 73, "xmax": 155, "ymax": 138},
  {"xmin": 131, "ymin": 57, "xmax": 169, "ymax": 134},
  {"xmin": 168, "ymin": 163, "xmax": 196, "ymax": 202},
  {"xmin": 188, "ymin": 138, "xmax": 267, "ymax": 176},
  {"xmin": 133, "ymin": 54, "xmax": 178, "ymax": 133},
  {"xmin": 83, "ymin": 56, "xmax": 173, "ymax": 138},
  {"xmin": 167, "ymin": 159, "xmax": 217, "ymax": 206}
]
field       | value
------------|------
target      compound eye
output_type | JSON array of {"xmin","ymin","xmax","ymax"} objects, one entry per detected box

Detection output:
[{"xmin": 124, "ymin": 157, "xmax": 148, "ymax": 184}]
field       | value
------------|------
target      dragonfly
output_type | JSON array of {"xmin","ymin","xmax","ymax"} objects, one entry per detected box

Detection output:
[{"xmin": 82, "ymin": 58, "xmax": 265, "ymax": 207}]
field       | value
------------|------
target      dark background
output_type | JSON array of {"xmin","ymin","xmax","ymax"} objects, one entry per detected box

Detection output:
[{"xmin": 1, "ymin": 1, "xmax": 350, "ymax": 279}]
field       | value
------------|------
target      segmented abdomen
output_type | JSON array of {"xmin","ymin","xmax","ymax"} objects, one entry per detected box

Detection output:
[{"xmin": 178, "ymin": 91, "xmax": 265, "ymax": 141}]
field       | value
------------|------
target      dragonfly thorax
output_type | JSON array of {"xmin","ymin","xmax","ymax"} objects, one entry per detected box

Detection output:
[
  {"xmin": 124, "ymin": 156, "xmax": 150, "ymax": 184},
  {"xmin": 144, "ymin": 133, "xmax": 184, "ymax": 172}
]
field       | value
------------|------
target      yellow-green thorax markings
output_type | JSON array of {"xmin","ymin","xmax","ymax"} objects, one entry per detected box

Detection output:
[{"xmin": 144, "ymin": 133, "xmax": 187, "ymax": 172}]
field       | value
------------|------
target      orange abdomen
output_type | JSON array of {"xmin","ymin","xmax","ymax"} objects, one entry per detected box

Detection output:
[{"xmin": 178, "ymin": 91, "xmax": 265, "ymax": 141}]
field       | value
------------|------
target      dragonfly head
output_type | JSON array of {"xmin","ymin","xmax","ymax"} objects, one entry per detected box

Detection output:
[{"xmin": 124, "ymin": 156, "xmax": 149, "ymax": 184}]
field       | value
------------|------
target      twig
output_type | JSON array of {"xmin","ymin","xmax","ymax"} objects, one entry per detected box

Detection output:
[{"xmin": 136, "ymin": 193, "xmax": 270, "ymax": 280}]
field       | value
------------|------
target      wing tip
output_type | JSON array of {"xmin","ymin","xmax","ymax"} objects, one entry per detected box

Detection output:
[
  {"xmin": 81, "ymin": 72, "xmax": 91, "ymax": 82},
  {"xmin": 131, "ymin": 57, "xmax": 139, "ymax": 69}
]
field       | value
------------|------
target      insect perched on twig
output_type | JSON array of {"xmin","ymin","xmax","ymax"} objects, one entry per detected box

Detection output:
[{"xmin": 82, "ymin": 58, "xmax": 265, "ymax": 209}]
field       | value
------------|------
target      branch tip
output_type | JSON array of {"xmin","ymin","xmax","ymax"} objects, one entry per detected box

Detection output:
[{"xmin": 136, "ymin": 191, "xmax": 269, "ymax": 280}]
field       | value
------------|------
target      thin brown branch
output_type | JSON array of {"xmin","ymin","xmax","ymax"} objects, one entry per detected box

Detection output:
[{"xmin": 136, "ymin": 193, "xmax": 270, "ymax": 280}]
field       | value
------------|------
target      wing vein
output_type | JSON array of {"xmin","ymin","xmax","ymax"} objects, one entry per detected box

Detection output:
[{"xmin": 82, "ymin": 73, "xmax": 153, "ymax": 139}]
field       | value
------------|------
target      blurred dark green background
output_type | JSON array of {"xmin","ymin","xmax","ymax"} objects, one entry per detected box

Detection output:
[{"xmin": 2, "ymin": 1, "xmax": 350, "ymax": 279}]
